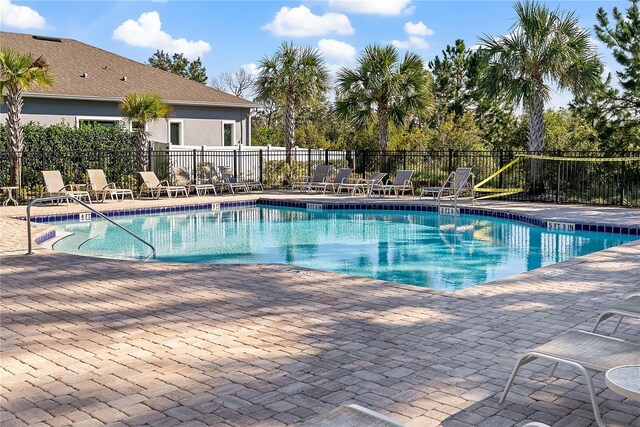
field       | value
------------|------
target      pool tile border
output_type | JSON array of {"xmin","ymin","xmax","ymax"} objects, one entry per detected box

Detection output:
[
  {"xmin": 24, "ymin": 198, "xmax": 638, "ymax": 248},
  {"xmin": 23, "ymin": 200, "xmax": 256, "ymax": 223},
  {"xmin": 258, "ymin": 199, "xmax": 638, "ymax": 235}
]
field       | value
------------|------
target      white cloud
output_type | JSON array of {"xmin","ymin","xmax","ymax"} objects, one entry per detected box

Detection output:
[
  {"xmin": 390, "ymin": 37, "xmax": 429, "ymax": 50},
  {"xmin": 0, "ymin": 0, "xmax": 46, "ymax": 30},
  {"xmin": 318, "ymin": 39, "xmax": 356, "ymax": 64},
  {"xmin": 262, "ymin": 5, "xmax": 354, "ymax": 37},
  {"xmin": 113, "ymin": 11, "xmax": 211, "ymax": 59},
  {"xmin": 390, "ymin": 20, "xmax": 432, "ymax": 50},
  {"xmin": 328, "ymin": 0, "xmax": 413, "ymax": 16},
  {"xmin": 241, "ymin": 63, "xmax": 261, "ymax": 77},
  {"xmin": 404, "ymin": 21, "xmax": 433, "ymax": 37}
]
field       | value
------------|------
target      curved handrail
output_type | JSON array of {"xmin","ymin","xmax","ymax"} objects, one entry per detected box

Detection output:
[{"xmin": 26, "ymin": 196, "xmax": 156, "ymax": 259}]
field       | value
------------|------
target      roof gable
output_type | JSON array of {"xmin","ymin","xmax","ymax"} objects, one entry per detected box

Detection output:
[{"xmin": 0, "ymin": 32, "xmax": 257, "ymax": 108}]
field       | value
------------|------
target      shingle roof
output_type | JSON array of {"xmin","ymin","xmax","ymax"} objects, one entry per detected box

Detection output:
[{"xmin": 0, "ymin": 32, "xmax": 257, "ymax": 108}]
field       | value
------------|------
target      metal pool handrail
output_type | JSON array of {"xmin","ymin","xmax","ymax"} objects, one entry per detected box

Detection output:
[{"xmin": 26, "ymin": 196, "xmax": 156, "ymax": 259}]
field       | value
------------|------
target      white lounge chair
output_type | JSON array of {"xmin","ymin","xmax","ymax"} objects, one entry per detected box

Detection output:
[
  {"xmin": 592, "ymin": 293, "xmax": 640, "ymax": 335},
  {"xmin": 41, "ymin": 170, "xmax": 92, "ymax": 204},
  {"xmin": 300, "ymin": 404, "xmax": 405, "ymax": 427},
  {"xmin": 173, "ymin": 166, "xmax": 217, "ymax": 196},
  {"xmin": 370, "ymin": 170, "xmax": 414, "ymax": 197},
  {"xmin": 292, "ymin": 165, "xmax": 331, "ymax": 192},
  {"xmin": 201, "ymin": 165, "xmax": 225, "ymax": 193},
  {"xmin": 310, "ymin": 168, "xmax": 353, "ymax": 194},
  {"xmin": 138, "ymin": 171, "xmax": 188, "ymax": 198},
  {"xmin": 336, "ymin": 172, "xmax": 387, "ymax": 196},
  {"xmin": 500, "ymin": 330, "xmax": 640, "ymax": 427},
  {"xmin": 420, "ymin": 167, "xmax": 474, "ymax": 205},
  {"xmin": 87, "ymin": 169, "xmax": 134, "ymax": 202},
  {"xmin": 218, "ymin": 166, "xmax": 250, "ymax": 194}
]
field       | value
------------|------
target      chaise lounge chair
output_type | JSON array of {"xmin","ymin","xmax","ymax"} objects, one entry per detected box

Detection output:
[
  {"xmin": 592, "ymin": 293, "xmax": 640, "ymax": 335},
  {"xmin": 218, "ymin": 166, "xmax": 251, "ymax": 194},
  {"xmin": 420, "ymin": 167, "xmax": 474, "ymax": 205},
  {"xmin": 310, "ymin": 168, "xmax": 353, "ymax": 194},
  {"xmin": 173, "ymin": 166, "xmax": 217, "ymax": 196},
  {"xmin": 41, "ymin": 170, "xmax": 92, "ymax": 204},
  {"xmin": 300, "ymin": 404, "xmax": 405, "ymax": 427},
  {"xmin": 370, "ymin": 170, "xmax": 414, "ymax": 197},
  {"xmin": 138, "ymin": 171, "xmax": 188, "ymax": 199},
  {"xmin": 87, "ymin": 169, "xmax": 134, "ymax": 202},
  {"xmin": 500, "ymin": 330, "xmax": 640, "ymax": 427},
  {"xmin": 292, "ymin": 164, "xmax": 331, "ymax": 192},
  {"xmin": 336, "ymin": 172, "xmax": 387, "ymax": 196}
]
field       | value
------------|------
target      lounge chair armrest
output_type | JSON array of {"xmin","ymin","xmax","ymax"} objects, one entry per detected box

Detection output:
[
  {"xmin": 107, "ymin": 182, "xmax": 117, "ymax": 189},
  {"xmin": 159, "ymin": 180, "xmax": 170, "ymax": 186}
]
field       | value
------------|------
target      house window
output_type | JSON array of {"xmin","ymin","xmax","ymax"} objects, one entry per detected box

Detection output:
[
  {"xmin": 170, "ymin": 122, "xmax": 181, "ymax": 145},
  {"xmin": 222, "ymin": 122, "xmax": 234, "ymax": 146},
  {"xmin": 79, "ymin": 119, "xmax": 119, "ymax": 128}
]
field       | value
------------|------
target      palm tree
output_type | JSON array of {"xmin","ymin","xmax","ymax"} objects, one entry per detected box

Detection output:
[
  {"xmin": 119, "ymin": 93, "xmax": 172, "ymax": 172},
  {"xmin": 0, "ymin": 48, "xmax": 53, "ymax": 188},
  {"xmin": 335, "ymin": 44, "xmax": 431, "ymax": 154},
  {"xmin": 479, "ymin": 0, "xmax": 601, "ymax": 193},
  {"xmin": 254, "ymin": 42, "xmax": 329, "ymax": 167}
]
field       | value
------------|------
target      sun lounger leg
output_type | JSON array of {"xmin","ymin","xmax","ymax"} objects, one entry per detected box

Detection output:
[
  {"xmin": 500, "ymin": 354, "xmax": 535, "ymax": 404},
  {"xmin": 611, "ymin": 316, "xmax": 624, "ymax": 334},
  {"xmin": 577, "ymin": 365, "xmax": 605, "ymax": 427},
  {"xmin": 591, "ymin": 312, "xmax": 615, "ymax": 333}
]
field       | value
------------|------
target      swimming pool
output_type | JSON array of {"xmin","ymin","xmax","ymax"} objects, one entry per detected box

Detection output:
[{"xmin": 50, "ymin": 206, "xmax": 635, "ymax": 291}]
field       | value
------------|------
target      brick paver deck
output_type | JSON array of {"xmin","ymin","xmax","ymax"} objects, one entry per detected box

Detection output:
[{"xmin": 1, "ymin": 194, "xmax": 639, "ymax": 426}]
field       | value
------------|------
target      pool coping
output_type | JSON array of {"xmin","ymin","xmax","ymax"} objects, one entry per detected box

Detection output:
[{"xmin": 24, "ymin": 197, "xmax": 640, "ymax": 248}]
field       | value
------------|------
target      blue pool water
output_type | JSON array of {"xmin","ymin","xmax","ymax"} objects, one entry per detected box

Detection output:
[{"xmin": 51, "ymin": 207, "xmax": 636, "ymax": 291}]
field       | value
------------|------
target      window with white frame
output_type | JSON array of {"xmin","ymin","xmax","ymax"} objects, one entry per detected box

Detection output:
[
  {"xmin": 222, "ymin": 121, "xmax": 235, "ymax": 146},
  {"xmin": 169, "ymin": 121, "xmax": 182, "ymax": 145}
]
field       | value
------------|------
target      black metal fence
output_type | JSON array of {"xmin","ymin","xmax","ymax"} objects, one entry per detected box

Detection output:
[{"xmin": 2, "ymin": 148, "xmax": 639, "ymax": 206}]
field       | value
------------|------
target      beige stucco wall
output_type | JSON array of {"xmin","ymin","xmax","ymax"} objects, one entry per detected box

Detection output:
[{"xmin": 0, "ymin": 97, "xmax": 252, "ymax": 146}]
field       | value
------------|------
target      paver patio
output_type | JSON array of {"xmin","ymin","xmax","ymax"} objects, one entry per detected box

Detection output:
[{"xmin": 1, "ymin": 193, "xmax": 639, "ymax": 426}]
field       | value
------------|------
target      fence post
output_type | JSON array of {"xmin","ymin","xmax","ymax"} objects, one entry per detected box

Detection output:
[
  {"xmin": 233, "ymin": 150, "xmax": 238, "ymax": 179},
  {"xmin": 448, "ymin": 149, "xmax": 453, "ymax": 173},
  {"xmin": 362, "ymin": 151, "xmax": 367, "ymax": 178},
  {"xmin": 147, "ymin": 146, "xmax": 152, "ymax": 172},
  {"xmin": 403, "ymin": 150, "xmax": 407, "ymax": 170},
  {"xmin": 308, "ymin": 148, "xmax": 312, "ymax": 178},
  {"xmin": 620, "ymin": 155, "xmax": 626, "ymax": 206},
  {"xmin": 499, "ymin": 150, "xmax": 504, "ymax": 189},
  {"xmin": 324, "ymin": 149, "xmax": 329, "ymax": 165},
  {"xmin": 259, "ymin": 149, "xmax": 264, "ymax": 187},
  {"xmin": 555, "ymin": 160, "xmax": 561, "ymax": 203},
  {"xmin": 192, "ymin": 149, "xmax": 197, "ymax": 181}
]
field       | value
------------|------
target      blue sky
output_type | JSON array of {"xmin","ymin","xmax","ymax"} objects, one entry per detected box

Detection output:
[{"xmin": 1, "ymin": 0, "xmax": 627, "ymax": 107}]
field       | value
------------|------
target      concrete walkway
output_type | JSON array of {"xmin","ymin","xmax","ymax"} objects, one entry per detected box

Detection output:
[{"xmin": 1, "ymin": 194, "xmax": 639, "ymax": 426}]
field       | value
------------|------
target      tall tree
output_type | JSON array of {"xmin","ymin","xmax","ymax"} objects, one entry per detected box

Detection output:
[
  {"xmin": 211, "ymin": 68, "xmax": 255, "ymax": 98},
  {"xmin": 254, "ymin": 42, "xmax": 329, "ymax": 166},
  {"xmin": 429, "ymin": 39, "xmax": 482, "ymax": 124},
  {"xmin": 0, "ymin": 48, "xmax": 52, "ymax": 188},
  {"xmin": 479, "ymin": 0, "xmax": 601, "ymax": 191},
  {"xmin": 147, "ymin": 50, "xmax": 208, "ymax": 84},
  {"xmin": 335, "ymin": 44, "xmax": 431, "ymax": 153},
  {"xmin": 572, "ymin": 0, "xmax": 640, "ymax": 150},
  {"xmin": 119, "ymin": 93, "xmax": 172, "ymax": 172}
]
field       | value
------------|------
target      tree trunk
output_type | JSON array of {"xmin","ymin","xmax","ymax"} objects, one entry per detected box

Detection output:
[
  {"xmin": 6, "ymin": 88, "xmax": 24, "ymax": 188},
  {"xmin": 136, "ymin": 128, "xmax": 149, "ymax": 172},
  {"xmin": 284, "ymin": 91, "xmax": 295, "ymax": 168},
  {"xmin": 527, "ymin": 97, "xmax": 545, "ymax": 195},
  {"xmin": 377, "ymin": 103, "xmax": 389, "ymax": 172}
]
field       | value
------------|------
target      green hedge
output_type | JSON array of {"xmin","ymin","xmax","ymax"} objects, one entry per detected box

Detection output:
[{"xmin": 0, "ymin": 122, "xmax": 138, "ymax": 198}]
